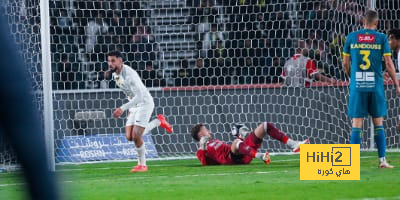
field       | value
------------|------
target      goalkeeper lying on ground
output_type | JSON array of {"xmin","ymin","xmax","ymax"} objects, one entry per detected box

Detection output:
[{"xmin": 190, "ymin": 122, "xmax": 309, "ymax": 165}]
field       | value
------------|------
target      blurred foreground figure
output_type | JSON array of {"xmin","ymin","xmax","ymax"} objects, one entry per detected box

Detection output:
[{"xmin": 0, "ymin": 13, "xmax": 59, "ymax": 200}]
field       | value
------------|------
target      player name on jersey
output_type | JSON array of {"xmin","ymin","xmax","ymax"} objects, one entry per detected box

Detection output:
[{"xmin": 350, "ymin": 43, "xmax": 381, "ymax": 49}]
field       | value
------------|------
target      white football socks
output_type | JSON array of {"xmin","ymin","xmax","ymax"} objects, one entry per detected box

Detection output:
[
  {"xmin": 135, "ymin": 118, "xmax": 160, "ymax": 166},
  {"xmin": 255, "ymin": 153, "xmax": 264, "ymax": 160},
  {"xmin": 143, "ymin": 119, "xmax": 161, "ymax": 135},
  {"xmin": 136, "ymin": 144, "xmax": 146, "ymax": 166},
  {"xmin": 286, "ymin": 139, "xmax": 297, "ymax": 149}
]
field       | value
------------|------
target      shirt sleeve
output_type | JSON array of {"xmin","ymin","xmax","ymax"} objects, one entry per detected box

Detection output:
[
  {"xmin": 397, "ymin": 51, "xmax": 400, "ymax": 71},
  {"xmin": 119, "ymin": 68, "xmax": 147, "ymax": 111},
  {"xmin": 343, "ymin": 35, "xmax": 351, "ymax": 57},
  {"xmin": 383, "ymin": 34, "xmax": 392, "ymax": 57},
  {"xmin": 196, "ymin": 149, "xmax": 208, "ymax": 166},
  {"xmin": 120, "ymin": 95, "xmax": 139, "ymax": 111},
  {"xmin": 119, "ymin": 71, "xmax": 139, "ymax": 111}
]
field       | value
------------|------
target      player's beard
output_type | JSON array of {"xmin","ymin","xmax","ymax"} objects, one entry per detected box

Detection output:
[{"xmin": 109, "ymin": 66, "xmax": 118, "ymax": 73}]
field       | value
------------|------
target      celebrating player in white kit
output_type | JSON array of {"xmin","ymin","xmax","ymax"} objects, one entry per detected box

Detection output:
[{"xmin": 107, "ymin": 50, "xmax": 172, "ymax": 172}]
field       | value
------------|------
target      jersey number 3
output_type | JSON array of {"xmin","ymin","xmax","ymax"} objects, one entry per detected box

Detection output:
[{"xmin": 359, "ymin": 50, "xmax": 371, "ymax": 70}]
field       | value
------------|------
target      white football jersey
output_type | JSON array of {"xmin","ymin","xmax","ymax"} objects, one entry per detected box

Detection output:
[
  {"xmin": 397, "ymin": 50, "xmax": 400, "ymax": 72},
  {"xmin": 112, "ymin": 64, "xmax": 153, "ymax": 111}
]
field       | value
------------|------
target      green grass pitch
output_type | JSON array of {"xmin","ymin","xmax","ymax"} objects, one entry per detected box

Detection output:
[{"xmin": 1, "ymin": 152, "xmax": 400, "ymax": 200}]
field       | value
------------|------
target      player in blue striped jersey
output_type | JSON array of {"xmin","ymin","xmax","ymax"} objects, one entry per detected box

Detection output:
[{"xmin": 342, "ymin": 10, "xmax": 400, "ymax": 168}]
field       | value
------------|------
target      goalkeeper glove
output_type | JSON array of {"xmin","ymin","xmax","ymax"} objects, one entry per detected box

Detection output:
[
  {"xmin": 199, "ymin": 136, "xmax": 210, "ymax": 150},
  {"xmin": 231, "ymin": 123, "xmax": 250, "ymax": 139}
]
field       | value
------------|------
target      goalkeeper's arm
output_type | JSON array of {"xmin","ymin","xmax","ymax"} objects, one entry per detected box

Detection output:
[
  {"xmin": 196, "ymin": 150, "xmax": 208, "ymax": 166},
  {"xmin": 196, "ymin": 136, "xmax": 210, "ymax": 165},
  {"xmin": 199, "ymin": 136, "xmax": 210, "ymax": 150}
]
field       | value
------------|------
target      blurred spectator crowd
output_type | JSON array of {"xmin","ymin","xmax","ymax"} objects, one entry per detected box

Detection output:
[{"xmin": 49, "ymin": 0, "xmax": 400, "ymax": 89}]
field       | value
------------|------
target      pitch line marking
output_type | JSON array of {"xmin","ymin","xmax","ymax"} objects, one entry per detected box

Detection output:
[
  {"xmin": 0, "ymin": 170, "xmax": 293, "ymax": 187},
  {"xmin": 56, "ymin": 156, "xmax": 375, "ymax": 172},
  {"xmin": 0, "ymin": 156, "xmax": 377, "ymax": 187}
]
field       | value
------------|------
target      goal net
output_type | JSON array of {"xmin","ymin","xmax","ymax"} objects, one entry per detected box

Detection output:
[{"xmin": 2, "ymin": 0, "xmax": 399, "ymax": 166}]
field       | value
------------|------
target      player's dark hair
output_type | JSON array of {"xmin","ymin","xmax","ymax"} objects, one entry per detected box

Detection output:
[
  {"xmin": 108, "ymin": 50, "xmax": 124, "ymax": 60},
  {"xmin": 191, "ymin": 123, "xmax": 205, "ymax": 141},
  {"xmin": 389, "ymin": 29, "xmax": 400, "ymax": 40},
  {"xmin": 364, "ymin": 10, "xmax": 378, "ymax": 25}
]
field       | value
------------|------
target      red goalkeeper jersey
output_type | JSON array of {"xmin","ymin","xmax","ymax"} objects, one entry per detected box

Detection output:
[
  {"xmin": 196, "ymin": 135, "xmax": 261, "ymax": 165},
  {"xmin": 196, "ymin": 139, "xmax": 234, "ymax": 165}
]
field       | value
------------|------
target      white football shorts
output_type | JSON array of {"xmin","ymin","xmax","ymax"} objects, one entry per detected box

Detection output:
[{"xmin": 125, "ymin": 102, "xmax": 154, "ymax": 127}]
